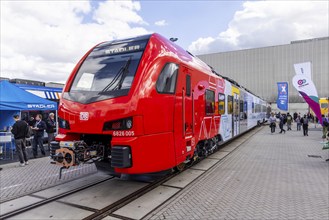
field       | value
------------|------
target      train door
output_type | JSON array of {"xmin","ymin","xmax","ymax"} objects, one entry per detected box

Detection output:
[
  {"xmin": 184, "ymin": 74, "xmax": 193, "ymax": 150},
  {"xmin": 174, "ymin": 67, "xmax": 194, "ymax": 165},
  {"xmin": 233, "ymin": 93, "xmax": 240, "ymax": 136}
]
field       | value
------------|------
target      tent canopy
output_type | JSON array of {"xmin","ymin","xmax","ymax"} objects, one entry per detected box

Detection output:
[{"xmin": 0, "ymin": 81, "xmax": 57, "ymax": 111}]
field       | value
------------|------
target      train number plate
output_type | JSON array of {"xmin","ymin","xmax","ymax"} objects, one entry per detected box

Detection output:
[{"xmin": 113, "ymin": 131, "xmax": 135, "ymax": 137}]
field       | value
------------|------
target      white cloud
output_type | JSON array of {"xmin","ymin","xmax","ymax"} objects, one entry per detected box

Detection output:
[
  {"xmin": 155, "ymin": 19, "xmax": 168, "ymax": 26},
  {"xmin": 0, "ymin": 0, "xmax": 150, "ymax": 83},
  {"xmin": 188, "ymin": 1, "xmax": 329, "ymax": 55}
]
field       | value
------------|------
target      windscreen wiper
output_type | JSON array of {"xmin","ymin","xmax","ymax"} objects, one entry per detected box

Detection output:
[{"xmin": 98, "ymin": 57, "xmax": 131, "ymax": 94}]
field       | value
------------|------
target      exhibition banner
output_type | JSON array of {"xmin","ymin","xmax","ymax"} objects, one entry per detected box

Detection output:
[
  {"xmin": 293, "ymin": 62, "xmax": 312, "ymax": 78},
  {"xmin": 277, "ymin": 82, "xmax": 288, "ymax": 111},
  {"xmin": 292, "ymin": 75, "xmax": 322, "ymax": 124}
]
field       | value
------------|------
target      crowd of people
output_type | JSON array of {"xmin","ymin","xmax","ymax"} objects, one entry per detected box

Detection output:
[
  {"xmin": 9, "ymin": 113, "xmax": 57, "ymax": 167},
  {"xmin": 269, "ymin": 111, "xmax": 329, "ymax": 139},
  {"xmin": 4, "ymin": 110, "xmax": 329, "ymax": 167}
]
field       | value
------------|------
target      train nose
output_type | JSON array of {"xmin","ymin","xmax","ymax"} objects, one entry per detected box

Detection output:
[{"xmin": 62, "ymin": 110, "xmax": 106, "ymax": 133}]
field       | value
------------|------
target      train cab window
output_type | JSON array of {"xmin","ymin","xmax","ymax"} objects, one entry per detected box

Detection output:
[
  {"xmin": 205, "ymin": 90, "xmax": 215, "ymax": 114},
  {"xmin": 228, "ymin": 95, "xmax": 233, "ymax": 114},
  {"xmin": 186, "ymin": 75, "xmax": 191, "ymax": 97},
  {"xmin": 156, "ymin": 63, "xmax": 179, "ymax": 94},
  {"xmin": 218, "ymin": 93, "xmax": 225, "ymax": 114}
]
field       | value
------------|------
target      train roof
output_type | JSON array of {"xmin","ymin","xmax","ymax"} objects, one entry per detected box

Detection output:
[
  {"xmin": 150, "ymin": 33, "xmax": 215, "ymax": 77},
  {"xmin": 97, "ymin": 33, "xmax": 264, "ymax": 101}
]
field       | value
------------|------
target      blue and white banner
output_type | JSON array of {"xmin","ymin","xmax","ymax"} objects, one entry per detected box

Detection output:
[{"xmin": 277, "ymin": 82, "xmax": 288, "ymax": 111}]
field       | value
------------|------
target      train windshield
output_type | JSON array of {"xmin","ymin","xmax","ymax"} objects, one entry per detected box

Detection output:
[{"xmin": 64, "ymin": 39, "xmax": 148, "ymax": 104}]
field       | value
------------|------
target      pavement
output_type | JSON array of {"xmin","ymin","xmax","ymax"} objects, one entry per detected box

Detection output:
[
  {"xmin": 146, "ymin": 124, "xmax": 329, "ymax": 220},
  {"xmin": 0, "ymin": 154, "xmax": 97, "ymax": 203},
  {"xmin": 0, "ymin": 143, "xmax": 50, "ymax": 166},
  {"xmin": 1, "ymin": 123, "xmax": 328, "ymax": 220}
]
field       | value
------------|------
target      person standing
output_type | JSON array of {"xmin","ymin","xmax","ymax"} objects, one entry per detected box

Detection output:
[
  {"xmin": 269, "ymin": 112, "xmax": 277, "ymax": 133},
  {"xmin": 279, "ymin": 114, "xmax": 286, "ymax": 134},
  {"xmin": 11, "ymin": 115, "xmax": 29, "ymax": 167},
  {"xmin": 296, "ymin": 115, "xmax": 302, "ymax": 131},
  {"xmin": 32, "ymin": 114, "xmax": 46, "ymax": 158},
  {"xmin": 322, "ymin": 114, "xmax": 329, "ymax": 139},
  {"xmin": 293, "ymin": 112, "xmax": 298, "ymax": 122},
  {"xmin": 301, "ymin": 114, "xmax": 309, "ymax": 136},
  {"xmin": 46, "ymin": 113, "xmax": 56, "ymax": 151},
  {"xmin": 286, "ymin": 113, "xmax": 293, "ymax": 130}
]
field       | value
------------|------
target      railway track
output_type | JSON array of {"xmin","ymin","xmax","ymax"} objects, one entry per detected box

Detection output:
[
  {"xmin": 1, "ymin": 126, "xmax": 263, "ymax": 220},
  {"xmin": 0, "ymin": 176, "xmax": 115, "ymax": 219}
]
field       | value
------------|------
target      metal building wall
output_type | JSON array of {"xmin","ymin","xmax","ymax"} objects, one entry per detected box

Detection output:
[{"xmin": 198, "ymin": 37, "xmax": 329, "ymax": 103}]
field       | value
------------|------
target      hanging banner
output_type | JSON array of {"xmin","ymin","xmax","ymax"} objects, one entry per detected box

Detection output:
[
  {"xmin": 277, "ymin": 82, "xmax": 288, "ymax": 111},
  {"xmin": 292, "ymin": 75, "xmax": 323, "ymax": 124},
  {"xmin": 293, "ymin": 62, "xmax": 312, "ymax": 78}
]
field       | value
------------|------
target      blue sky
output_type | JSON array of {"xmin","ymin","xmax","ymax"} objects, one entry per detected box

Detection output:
[
  {"xmin": 139, "ymin": 1, "xmax": 244, "ymax": 49},
  {"xmin": 1, "ymin": 1, "xmax": 328, "ymax": 83}
]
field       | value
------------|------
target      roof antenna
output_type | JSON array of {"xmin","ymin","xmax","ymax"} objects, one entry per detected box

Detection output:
[{"xmin": 169, "ymin": 37, "xmax": 178, "ymax": 42}]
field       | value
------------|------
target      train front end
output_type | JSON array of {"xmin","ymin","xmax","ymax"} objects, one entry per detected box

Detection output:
[{"xmin": 51, "ymin": 34, "xmax": 173, "ymax": 175}]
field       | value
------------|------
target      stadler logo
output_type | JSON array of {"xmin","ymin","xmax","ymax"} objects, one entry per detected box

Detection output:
[
  {"xmin": 297, "ymin": 79, "xmax": 307, "ymax": 85},
  {"xmin": 27, "ymin": 104, "xmax": 55, "ymax": 109}
]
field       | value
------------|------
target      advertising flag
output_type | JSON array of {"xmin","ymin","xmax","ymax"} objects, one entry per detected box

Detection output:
[
  {"xmin": 277, "ymin": 82, "xmax": 288, "ymax": 111},
  {"xmin": 292, "ymin": 75, "xmax": 323, "ymax": 124},
  {"xmin": 293, "ymin": 62, "xmax": 311, "ymax": 78}
]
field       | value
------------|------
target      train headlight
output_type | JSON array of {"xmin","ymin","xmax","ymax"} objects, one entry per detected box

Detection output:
[
  {"xmin": 59, "ymin": 117, "xmax": 70, "ymax": 129},
  {"xmin": 126, "ymin": 119, "xmax": 133, "ymax": 129},
  {"xmin": 103, "ymin": 117, "xmax": 133, "ymax": 131}
]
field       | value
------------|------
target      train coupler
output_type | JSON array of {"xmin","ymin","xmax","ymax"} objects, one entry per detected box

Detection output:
[{"xmin": 50, "ymin": 141, "xmax": 105, "ymax": 178}]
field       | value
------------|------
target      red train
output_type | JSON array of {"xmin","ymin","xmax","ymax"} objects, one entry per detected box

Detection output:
[{"xmin": 51, "ymin": 33, "xmax": 267, "ymax": 175}]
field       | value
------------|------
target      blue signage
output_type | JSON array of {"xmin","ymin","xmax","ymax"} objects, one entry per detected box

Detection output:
[{"xmin": 277, "ymin": 82, "xmax": 288, "ymax": 111}]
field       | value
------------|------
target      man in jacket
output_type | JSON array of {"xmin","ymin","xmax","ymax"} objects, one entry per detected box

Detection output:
[
  {"xmin": 279, "ymin": 114, "xmax": 286, "ymax": 134},
  {"xmin": 286, "ymin": 113, "xmax": 293, "ymax": 130},
  {"xmin": 301, "ymin": 114, "xmax": 309, "ymax": 136},
  {"xmin": 32, "ymin": 114, "xmax": 47, "ymax": 158},
  {"xmin": 46, "ymin": 113, "xmax": 56, "ymax": 150},
  {"xmin": 11, "ymin": 115, "xmax": 29, "ymax": 167}
]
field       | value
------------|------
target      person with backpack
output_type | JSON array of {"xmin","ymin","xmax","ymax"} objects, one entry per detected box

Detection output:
[
  {"xmin": 11, "ymin": 115, "xmax": 29, "ymax": 167},
  {"xmin": 286, "ymin": 112, "xmax": 293, "ymax": 131},
  {"xmin": 269, "ymin": 112, "xmax": 277, "ymax": 133},
  {"xmin": 300, "ymin": 114, "xmax": 309, "ymax": 136}
]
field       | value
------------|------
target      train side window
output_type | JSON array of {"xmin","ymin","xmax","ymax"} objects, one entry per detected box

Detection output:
[
  {"xmin": 228, "ymin": 95, "xmax": 233, "ymax": 114},
  {"xmin": 239, "ymin": 100, "xmax": 244, "ymax": 113},
  {"xmin": 218, "ymin": 93, "xmax": 225, "ymax": 114},
  {"xmin": 156, "ymin": 63, "xmax": 179, "ymax": 94},
  {"xmin": 186, "ymin": 75, "xmax": 191, "ymax": 96},
  {"xmin": 205, "ymin": 90, "xmax": 215, "ymax": 114}
]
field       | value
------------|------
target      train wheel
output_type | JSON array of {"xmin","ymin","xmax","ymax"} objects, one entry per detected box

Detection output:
[{"xmin": 175, "ymin": 163, "xmax": 186, "ymax": 172}]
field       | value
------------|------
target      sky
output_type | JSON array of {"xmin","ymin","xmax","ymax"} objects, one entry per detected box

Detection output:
[{"xmin": 1, "ymin": 0, "xmax": 328, "ymax": 83}]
